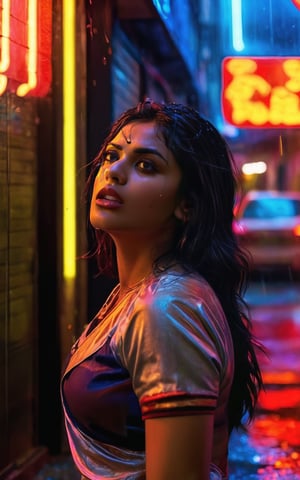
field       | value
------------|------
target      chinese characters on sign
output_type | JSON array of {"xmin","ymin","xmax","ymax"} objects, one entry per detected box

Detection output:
[
  {"xmin": 0, "ymin": 0, "xmax": 52, "ymax": 97},
  {"xmin": 222, "ymin": 57, "xmax": 300, "ymax": 128}
]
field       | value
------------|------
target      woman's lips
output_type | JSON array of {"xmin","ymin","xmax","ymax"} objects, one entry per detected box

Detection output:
[{"xmin": 95, "ymin": 187, "xmax": 123, "ymax": 208}]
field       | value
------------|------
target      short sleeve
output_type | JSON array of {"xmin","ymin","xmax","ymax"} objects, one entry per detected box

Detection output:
[{"xmin": 111, "ymin": 278, "xmax": 231, "ymax": 420}]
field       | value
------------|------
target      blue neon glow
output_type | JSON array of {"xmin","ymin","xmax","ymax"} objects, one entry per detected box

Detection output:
[
  {"xmin": 231, "ymin": 0, "xmax": 245, "ymax": 52},
  {"xmin": 152, "ymin": 0, "xmax": 171, "ymax": 19}
]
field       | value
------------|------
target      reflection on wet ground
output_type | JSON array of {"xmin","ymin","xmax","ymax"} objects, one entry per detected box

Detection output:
[
  {"xmin": 34, "ymin": 279, "xmax": 300, "ymax": 479},
  {"xmin": 33, "ymin": 456, "xmax": 80, "ymax": 480},
  {"xmin": 228, "ymin": 279, "xmax": 300, "ymax": 479},
  {"xmin": 229, "ymin": 415, "xmax": 300, "ymax": 478}
]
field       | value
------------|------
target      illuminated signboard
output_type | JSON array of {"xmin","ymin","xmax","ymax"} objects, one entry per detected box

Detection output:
[
  {"xmin": 222, "ymin": 57, "xmax": 300, "ymax": 128},
  {"xmin": 0, "ymin": 0, "xmax": 52, "ymax": 97},
  {"xmin": 291, "ymin": 0, "xmax": 300, "ymax": 9}
]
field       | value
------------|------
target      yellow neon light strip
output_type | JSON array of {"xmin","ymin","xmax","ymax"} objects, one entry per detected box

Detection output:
[
  {"xmin": 0, "ymin": 0, "xmax": 10, "ymax": 95},
  {"xmin": 63, "ymin": 0, "xmax": 76, "ymax": 279},
  {"xmin": 17, "ymin": 0, "xmax": 38, "ymax": 96}
]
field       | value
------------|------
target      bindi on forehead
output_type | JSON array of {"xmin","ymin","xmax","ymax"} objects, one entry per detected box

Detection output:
[
  {"xmin": 118, "ymin": 122, "xmax": 158, "ymax": 146},
  {"xmin": 121, "ymin": 128, "xmax": 132, "ymax": 144}
]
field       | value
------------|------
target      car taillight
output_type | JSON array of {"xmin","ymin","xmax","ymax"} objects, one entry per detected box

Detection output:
[{"xmin": 293, "ymin": 224, "xmax": 300, "ymax": 237}]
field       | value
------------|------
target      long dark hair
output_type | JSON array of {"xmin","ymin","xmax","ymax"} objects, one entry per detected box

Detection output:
[{"xmin": 85, "ymin": 100, "xmax": 263, "ymax": 432}]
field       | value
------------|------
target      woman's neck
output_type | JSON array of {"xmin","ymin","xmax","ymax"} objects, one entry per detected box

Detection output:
[
  {"xmin": 116, "ymin": 251, "xmax": 154, "ymax": 293},
  {"xmin": 110, "ymin": 230, "xmax": 175, "ymax": 292}
]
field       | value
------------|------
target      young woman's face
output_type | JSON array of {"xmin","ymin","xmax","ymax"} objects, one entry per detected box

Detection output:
[{"xmin": 90, "ymin": 121, "xmax": 185, "ymax": 240}]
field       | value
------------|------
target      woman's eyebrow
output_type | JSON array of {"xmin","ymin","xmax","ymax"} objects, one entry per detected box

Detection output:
[
  {"xmin": 134, "ymin": 147, "xmax": 168, "ymax": 164},
  {"xmin": 107, "ymin": 142, "xmax": 122, "ymax": 150},
  {"xmin": 107, "ymin": 143, "xmax": 168, "ymax": 164}
]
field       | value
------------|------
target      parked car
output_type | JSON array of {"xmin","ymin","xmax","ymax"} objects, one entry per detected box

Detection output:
[{"xmin": 233, "ymin": 190, "xmax": 300, "ymax": 273}]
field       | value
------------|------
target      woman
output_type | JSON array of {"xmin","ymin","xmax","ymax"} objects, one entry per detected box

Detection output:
[{"xmin": 61, "ymin": 100, "xmax": 263, "ymax": 479}]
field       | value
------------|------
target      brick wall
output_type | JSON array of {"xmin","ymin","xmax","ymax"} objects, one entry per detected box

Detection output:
[{"xmin": 0, "ymin": 92, "xmax": 38, "ymax": 469}]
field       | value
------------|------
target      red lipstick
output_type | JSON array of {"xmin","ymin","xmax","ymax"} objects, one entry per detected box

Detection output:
[{"xmin": 95, "ymin": 187, "xmax": 123, "ymax": 208}]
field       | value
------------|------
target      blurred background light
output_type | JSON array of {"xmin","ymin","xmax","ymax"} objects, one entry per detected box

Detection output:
[
  {"xmin": 231, "ymin": 0, "xmax": 245, "ymax": 52},
  {"xmin": 242, "ymin": 161, "xmax": 267, "ymax": 175}
]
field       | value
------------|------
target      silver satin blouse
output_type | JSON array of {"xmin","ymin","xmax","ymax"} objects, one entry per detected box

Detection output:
[{"xmin": 61, "ymin": 269, "xmax": 234, "ymax": 479}]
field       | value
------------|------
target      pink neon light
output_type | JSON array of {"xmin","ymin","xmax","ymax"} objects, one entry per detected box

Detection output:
[{"xmin": 0, "ymin": 0, "xmax": 52, "ymax": 97}]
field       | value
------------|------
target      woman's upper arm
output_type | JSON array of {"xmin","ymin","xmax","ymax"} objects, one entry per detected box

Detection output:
[{"xmin": 145, "ymin": 414, "xmax": 214, "ymax": 480}]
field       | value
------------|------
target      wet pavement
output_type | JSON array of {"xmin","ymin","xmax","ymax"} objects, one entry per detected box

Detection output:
[
  {"xmin": 228, "ymin": 278, "xmax": 300, "ymax": 479},
  {"xmin": 34, "ymin": 279, "xmax": 300, "ymax": 479}
]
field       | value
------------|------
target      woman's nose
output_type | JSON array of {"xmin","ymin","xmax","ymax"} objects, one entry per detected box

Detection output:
[{"xmin": 104, "ymin": 161, "xmax": 127, "ymax": 185}]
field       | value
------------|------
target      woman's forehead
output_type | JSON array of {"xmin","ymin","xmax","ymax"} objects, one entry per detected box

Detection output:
[{"xmin": 111, "ymin": 121, "xmax": 165, "ymax": 146}]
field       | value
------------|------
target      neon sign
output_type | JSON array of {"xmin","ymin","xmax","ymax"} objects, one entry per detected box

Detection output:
[
  {"xmin": 291, "ymin": 0, "xmax": 300, "ymax": 9},
  {"xmin": 0, "ymin": 0, "xmax": 52, "ymax": 97},
  {"xmin": 222, "ymin": 57, "xmax": 300, "ymax": 128}
]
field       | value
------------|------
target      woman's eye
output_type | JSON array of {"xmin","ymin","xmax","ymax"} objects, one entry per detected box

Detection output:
[
  {"xmin": 102, "ymin": 150, "xmax": 118, "ymax": 163},
  {"xmin": 136, "ymin": 159, "xmax": 157, "ymax": 173}
]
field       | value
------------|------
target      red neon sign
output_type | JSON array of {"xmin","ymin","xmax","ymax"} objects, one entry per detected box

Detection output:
[
  {"xmin": 0, "ymin": 0, "xmax": 52, "ymax": 97},
  {"xmin": 291, "ymin": 0, "xmax": 300, "ymax": 10},
  {"xmin": 222, "ymin": 57, "xmax": 300, "ymax": 128}
]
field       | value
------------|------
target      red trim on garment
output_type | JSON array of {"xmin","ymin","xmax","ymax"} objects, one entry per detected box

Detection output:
[
  {"xmin": 140, "ymin": 391, "xmax": 217, "ymax": 420},
  {"xmin": 142, "ymin": 406, "xmax": 215, "ymax": 420}
]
